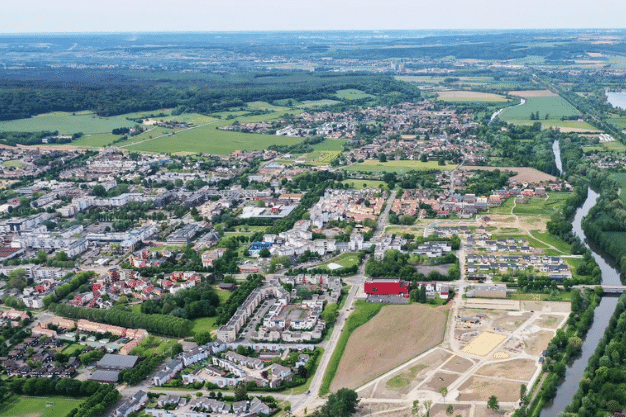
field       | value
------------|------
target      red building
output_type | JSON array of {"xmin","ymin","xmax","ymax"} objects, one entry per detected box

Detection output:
[{"xmin": 364, "ymin": 279, "xmax": 410, "ymax": 298}]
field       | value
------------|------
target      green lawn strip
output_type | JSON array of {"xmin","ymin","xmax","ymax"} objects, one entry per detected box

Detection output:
[
  {"xmin": 386, "ymin": 364, "xmax": 427, "ymax": 390},
  {"xmin": 319, "ymin": 301, "xmax": 384, "ymax": 396},
  {"xmin": 2, "ymin": 160, "xmax": 24, "ymax": 168},
  {"xmin": 191, "ymin": 317, "xmax": 220, "ymax": 334},
  {"xmin": 0, "ymin": 395, "xmax": 84, "ymax": 417},
  {"xmin": 529, "ymin": 230, "xmax": 570, "ymax": 253},
  {"xmin": 340, "ymin": 179, "xmax": 386, "ymax": 190},
  {"xmin": 335, "ymin": 89, "xmax": 374, "ymax": 100},
  {"xmin": 341, "ymin": 160, "xmax": 456, "ymax": 174},
  {"xmin": 319, "ymin": 252, "xmax": 361, "ymax": 269}
]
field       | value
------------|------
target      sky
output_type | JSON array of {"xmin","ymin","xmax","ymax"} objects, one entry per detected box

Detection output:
[{"xmin": 2, "ymin": 0, "xmax": 626, "ymax": 33}]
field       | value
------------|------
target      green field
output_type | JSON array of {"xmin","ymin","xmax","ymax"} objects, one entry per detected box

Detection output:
[
  {"xmin": 608, "ymin": 116, "xmax": 626, "ymax": 130},
  {"xmin": 0, "ymin": 396, "xmax": 84, "ymax": 417},
  {"xmin": 0, "ymin": 111, "xmax": 136, "ymax": 135},
  {"xmin": 336, "ymin": 89, "xmax": 374, "ymax": 100},
  {"xmin": 500, "ymin": 96, "xmax": 580, "ymax": 125},
  {"xmin": 2, "ymin": 160, "xmax": 24, "ymax": 168},
  {"xmin": 530, "ymin": 230, "xmax": 571, "ymax": 253},
  {"xmin": 60, "ymin": 343, "xmax": 84, "ymax": 356},
  {"xmin": 130, "ymin": 335, "xmax": 177, "ymax": 356},
  {"xmin": 610, "ymin": 173, "xmax": 626, "ymax": 205},
  {"xmin": 340, "ymin": 179, "xmax": 386, "ymax": 190},
  {"xmin": 386, "ymin": 364, "xmax": 428, "ymax": 390},
  {"xmin": 300, "ymin": 100, "xmax": 341, "ymax": 108},
  {"xmin": 191, "ymin": 317, "xmax": 220, "ymax": 334},
  {"xmin": 513, "ymin": 193, "xmax": 569, "ymax": 217},
  {"xmin": 215, "ymin": 288, "xmax": 232, "ymax": 304},
  {"xmin": 320, "ymin": 252, "xmax": 361, "ymax": 269},
  {"xmin": 312, "ymin": 139, "xmax": 347, "ymax": 151},
  {"xmin": 342, "ymin": 159, "xmax": 457, "ymax": 174},
  {"xmin": 319, "ymin": 301, "xmax": 384, "ymax": 395},
  {"xmin": 303, "ymin": 150, "xmax": 341, "ymax": 166}
]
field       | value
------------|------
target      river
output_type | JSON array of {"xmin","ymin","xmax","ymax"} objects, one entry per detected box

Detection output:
[
  {"xmin": 540, "ymin": 152, "xmax": 622, "ymax": 416},
  {"xmin": 489, "ymin": 98, "xmax": 525, "ymax": 124},
  {"xmin": 606, "ymin": 91, "xmax": 626, "ymax": 111}
]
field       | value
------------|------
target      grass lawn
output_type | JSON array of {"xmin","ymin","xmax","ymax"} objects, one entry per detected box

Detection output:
[
  {"xmin": 320, "ymin": 252, "xmax": 361, "ymax": 269},
  {"xmin": 215, "ymin": 288, "xmax": 232, "ymax": 304},
  {"xmin": 191, "ymin": 317, "xmax": 220, "ymax": 334},
  {"xmin": 386, "ymin": 364, "xmax": 427, "ymax": 390},
  {"xmin": 0, "ymin": 395, "xmax": 83, "ymax": 417},
  {"xmin": 340, "ymin": 179, "xmax": 386, "ymax": 190},
  {"xmin": 2, "ymin": 160, "xmax": 24, "ymax": 168},
  {"xmin": 342, "ymin": 159, "xmax": 456, "ymax": 174},
  {"xmin": 0, "ymin": 112, "xmax": 137, "ymax": 135},
  {"xmin": 490, "ymin": 233, "xmax": 550, "ymax": 249},
  {"xmin": 336, "ymin": 89, "xmax": 374, "ymax": 100},
  {"xmin": 319, "ymin": 301, "xmax": 384, "ymax": 395},
  {"xmin": 61, "ymin": 343, "xmax": 84, "ymax": 356},
  {"xmin": 130, "ymin": 335, "xmax": 176, "ymax": 356},
  {"xmin": 71, "ymin": 133, "xmax": 124, "ymax": 147},
  {"xmin": 300, "ymin": 99, "xmax": 341, "ymax": 108},
  {"xmin": 489, "ymin": 198, "xmax": 515, "ymax": 215}
]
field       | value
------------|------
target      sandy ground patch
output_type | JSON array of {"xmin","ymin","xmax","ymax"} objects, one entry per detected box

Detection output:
[
  {"xmin": 331, "ymin": 303, "xmax": 449, "ymax": 391},
  {"xmin": 373, "ymin": 348, "xmax": 452, "ymax": 399},
  {"xmin": 491, "ymin": 312, "xmax": 532, "ymax": 332},
  {"xmin": 431, "ymin": 404, "xmax": 472, "ymax": 417},
  {"xmin": 463, "ymin": 298, "xmax": 520, "ymax": 311},
  {"xmin": 458, "ymin": 376, "xmax": 522, "ymax": 402},
  {"xmin": 522, "ymin": 301, "xmax": 571, "ymax": 313},
  {"xmin": 356, "ymin": 402, "xmax": 412, "ymax": 417},
  {"xmin": 474, "ymin": 406, "xmax": 513, "ymax": 417},
  {"xmin": 508, "ymin": 89, "xmax": 557, "ymax": 97},
  {"xmin": 534, "ymin": 314, "xmax": 563, "ymax": 329},
  {"xmin": 461, "ymin": 166, "xmax": 558, "ymax": 184},
  {"xmin": 441, "ymin": 355, "xmax": 475, "ymax": 373},
  {"xmin": 475, "ymin": 358, "xmax": 537, "ymax": 380},
  {"xmin": 524, "ymin": 330, "xmax": 553, "ymax": 355},
  {"xmin": 423, "ymin": 371, "xmax": 461, "ymax": 391},
  {"xmin": 492, "ymin": 351, "xmax": 509, "ymax": 359},
  {"xmin": 462, "ymin": 332, "xmax": 507, "ymax": 356}
]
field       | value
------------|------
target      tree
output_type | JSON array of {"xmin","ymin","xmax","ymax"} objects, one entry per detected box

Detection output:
[
  {"xmin": 296, "ymin": 286, "xmax": 312, "ymax": 300},
  {"xmin": 446, "ymin": 405, "xmax": 454, "ymax": 416},
  {"xmin": 259, "ymin": 248, "xmax": 271, "ymax": 258},
  {"xmin": 412, "ymin": 400, "xmax": 422, "ymax": 417},
  {"xmin": 424, "ymin": 400, "xmax": 432, "ymax": 417},
  {"xmin": 7, "ymin": 269, "xmax": 27, "ymax": 291},
  {"xmin": 440, "ymin": 387, "xmax": 448, "ymax": 403},
  {"xmin": 487, "ymin": 395, "xmax": 499, "ymax": 411},
  {"xmin": 93, "ymin": 185, "xmax": 107, "ymax": 197},
  {"xmin": 194, "ymin": 331, "xmax": 212, "ymax": 345},
  {"xmin": 171, "ymin": 343, "xmax": 183, "ymax": 358},
  {"xmin": 234, "ymin": 384, "xmax": 248, "ymax": 401},
  {"xmin": 520, "ymin": 384, "xmax": 527, "ymax": 401},
  {"xmin": 379, "ymin": 153, "xmax": 387, "ymax": 162},
  {"xmin": 607, "ymin": 400, "xmax": 621, "ymax": 413}
]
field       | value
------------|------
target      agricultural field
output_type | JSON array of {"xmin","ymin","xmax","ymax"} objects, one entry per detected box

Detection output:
[
  {"xmin": 0, "ymin": 111, "xmax": 136, "ymax": 135},
  {"xmin": 336, "ymin": 89, "xmax": 374, "ymax": 100},
  {"xmin": 500, "ymin": 95, "xmax": 580, "ymax": 126},
  {"xmin": 508, "ymin": 90, "xmax": 558, "ymax": 98},
  {"xmin": 607, "ymin": 116, "xmax": 626, "ymax": 130},
  {"xmin": 300, "ymin": 99, "xmax": 341, "ymax": 108},
  {"xmin": 124, "ymin": 123, "xmax": 303, "ymax": 154},
  {"xmin": 436, "ymin": 91, "xmax": 509, "ymax": 102},
  {"xmin": 343, "ymin": 159, "xmax": 457, "ymax": 174},
  {"xmin": 311, "ymin": 139, "xmax": 347, "ymax": 151},
  {"xmin": 0, "ymin": 396, "xmax": 83, "ymax": 417},
  {"xmin": 70, "ymin": 133, "xmax": 123, "ymax": 148},
  {"xmin": 461, "ymin": 166, "xmax": 558, "ymax": 183},
  {"xmin": 329, "ymin": 303, "xmax": 448, "ymax": 392}
]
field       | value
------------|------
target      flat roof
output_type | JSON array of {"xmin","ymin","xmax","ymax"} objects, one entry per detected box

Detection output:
[
  {"xmin": 97, "ymin": 353, "xmax": 139, "ymax": 370},
  {"xmin": 90, "ymin": 369, "xmax": 120, "ymax": 383}
]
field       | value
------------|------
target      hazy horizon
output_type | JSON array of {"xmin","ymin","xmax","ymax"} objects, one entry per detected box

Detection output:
[{"xmin": 2, "ymin": 0, "xmax": 626, "ymax": 34}]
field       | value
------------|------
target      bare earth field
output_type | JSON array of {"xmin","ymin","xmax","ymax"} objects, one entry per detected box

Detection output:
[
  {"xmin": 330, "ymin": 303, "xmax": 449, "ymax": 391},
  {"xmin": 508, "ymin": 89, "xmax": 558, "ymax": 97},
  {"xmin": 431, "ymin": 404, "xmax": 472, "ymax": 417},
  {"xmin": 461, "ymin": 166, "xmax": 558, "ymax": 184},
  {"xmin": 458, "ymin": 376, "xmax": 522, "ymax": 402},
  {"xmin": 524, "ymin": 330, "xmax": 554, "ymax": 355},
  {"xmin": 475, "ymin": 359, "xmax": 537, "ymax": 380},
  {"xmin": 436, "ymin": 91, "xmax": 508, "ymax": 102},
  {"xmin": 441, "ymin": 355, "xmax": 475, "ymax": 373},
  {"xmin": 423, "ymin": 371, "xmax": 461, "ymax": 391}
]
